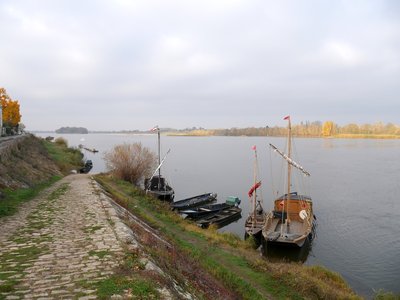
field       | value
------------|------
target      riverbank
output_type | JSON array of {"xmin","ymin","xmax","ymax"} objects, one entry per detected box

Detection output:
[
  {"xmin": 1, "ymin": 135, "xmax": 398, "ymax": 298},
  {"xmin": 94, "ymin": 174, "xmax": 361, "ymax": 299},
  {"xmin": 167, "ymin": 131, "xmax": 400, "ymax": 139}
]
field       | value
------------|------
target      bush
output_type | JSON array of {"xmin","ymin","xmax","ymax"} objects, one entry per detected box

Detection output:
[
  {"xmin": 54, "ymin": 137, "xmax": 68, "ymax": 147},
  {"xmin": 104, "ymin": 143, "xmax": 156, "ymax": 186}
]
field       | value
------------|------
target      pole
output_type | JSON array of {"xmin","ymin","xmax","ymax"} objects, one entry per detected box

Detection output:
[
  {"xmin": 286, "ymin": 117, "xmax": 292, "ymax": 224},
  {"xmin": 157, "ymin": 127, "xmax": 161, "ymax": 189},
  {"xmin": 252, "ymin": 149, "xmax": 257, "ymax": 228},
  {"xmin": 158, "ymin": 128, "xmax": 161, "ymax": 176}
]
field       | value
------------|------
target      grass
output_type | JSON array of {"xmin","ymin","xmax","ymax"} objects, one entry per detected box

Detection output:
[
  {"xmin": 0, "ymin": 135, "xmax": 81, "ymax": 219},
  {"xmin": 41, "ymin": 139, "xmax": 83, "ymax": 173},
  {"xmin": 0, "ymin": 245, "xmax": 48, "ymax": 294},
  {"xmin": 94, "ymin": 173, "xmax": 361, "ymax": 299},
  {"xmin": 77, "ymin": 250, "xmax": 160, "ymax": 299},
  {"xmin": 0, "ymin": 180, "xmax": 71, "ymax": 297},
  {"xmin": 84, "ymin": 225, "xmax": 104, "ymax": 234},
  {"xmin": 374, "ymin": 290, "xmax": 400, "ymax": 300},
  {"xmin": 96, "ymin": 277, "xmax": 159, "ymax": 299},
  {"xmin": 0, "ymin": 176, "xmax": 61, "ymax": 218},
  {"xmin": 88, "ymin": 250, "xmax": 111, "ymax": 259}
]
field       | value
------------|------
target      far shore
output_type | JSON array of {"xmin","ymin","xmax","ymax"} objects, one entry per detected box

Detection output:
[
  {"xmin": 32, "ymin": 130, "xmax": 400, "ymax": 140},
  {"xmin": 166, "ymin": 132, "xmax": 400, "ymax": 139}
]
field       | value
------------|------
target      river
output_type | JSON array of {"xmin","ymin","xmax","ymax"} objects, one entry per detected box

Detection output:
[{"xmin": 36, "ymin": 132, "xmax": 400, "ymax": 298}]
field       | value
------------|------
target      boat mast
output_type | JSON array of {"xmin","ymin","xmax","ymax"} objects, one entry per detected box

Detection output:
[
  {"xmin": 252, "ymin": 147, "xmax": 258, "ymax": 228},
  {"xmin": 157, "ymin": 127, "xmax": 161, "ymax": 189},
  {"xmin": 157, "ymin": 127, "xmax": 161, "ymax": 177},
  {"xmin": 286, "ymin": 116, "xmax": 292, "ymax": 224}
]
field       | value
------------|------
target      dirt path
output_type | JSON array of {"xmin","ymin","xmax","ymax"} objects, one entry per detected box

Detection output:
[{"xmin": 0, "ymin": 174, "xmax": 178, "ymax": 299}]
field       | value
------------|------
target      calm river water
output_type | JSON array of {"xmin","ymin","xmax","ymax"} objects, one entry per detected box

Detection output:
[{"xmin": 37, "ymin": 133, "xmax": 400, "ymax": 298}]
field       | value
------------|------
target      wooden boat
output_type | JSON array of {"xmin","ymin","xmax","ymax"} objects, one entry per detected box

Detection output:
[
  {"xmin": 79, "ymin": 160, "xmax": 93, "ymax": 174},
  {"xmin": 180, "ymin": 196, "xmax": 240, "ymax": 220},
  {"xmin": 145, "ymin": 126, "xmax": 175, "ymax": 201},
  {"xmin": 171, "ymin": 193, "xmax": 217, "ymax": 211},
  {"xmin": 145, "ymin": 175, "xmax": 175, "ymax": 201},
  {"xmin": 196, "ymin": 206, "xmax": 242, "ymax": 228},
  {"xmin": 262, "ymin": 116, "xmax": 315, "ymax": 247},
  {"xmin": 244, "ymin": 146, "xmax": 266, "ymax": 239},
  {"xmin": 83, "ymin": 147, "xmax": 99, "ymax": 153}
]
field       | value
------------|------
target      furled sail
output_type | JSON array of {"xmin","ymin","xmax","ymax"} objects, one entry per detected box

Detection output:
[
  {"xmin": 269, "ymin": 143, "xmax": 310, "ymax": 177},
  {"xmin": 248, "ymin": 181, "xmax": 261, "ymax": 198}
]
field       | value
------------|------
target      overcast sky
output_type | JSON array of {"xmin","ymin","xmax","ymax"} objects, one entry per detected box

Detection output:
[{"xmin": 0, "ymin": 0, "xmax": 399, "ymax": 131}]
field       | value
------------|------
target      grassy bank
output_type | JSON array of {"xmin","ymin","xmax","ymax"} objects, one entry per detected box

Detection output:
[
  {"xmin": 41, "ymin": 137, "xmax": 83, "ymax": 172},
  {"xmin": 95, "ymin": 174, "xmax": 360, "ymax": 299},
  {"xmin": 0, "ymin": 135, "xmax": 83, "ymax": 219},
  {"xmin": 0, "ymin": 176, "xmax": 61, "ymax": 218}
]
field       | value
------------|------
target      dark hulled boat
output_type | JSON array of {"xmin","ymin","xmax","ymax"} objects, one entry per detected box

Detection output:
[
  {"xmin": 145, "ymin": 126, "xmax": 175, "ymax": 201},
  {"xmin": 145, "ymin": 175, "xmax": 174, "ymax": 201},
  {"xmin": 196, "ymin": 206, "xmax": 242, "ymax": 228},
  {"xmin": 171, "ymin": 193, "xmax": 217, "ymax": 211},
  {"xmin": 180, "ymin": 196, "xmax": 240, "ymax": 220},
  {"xmin": 79, "ymin": 160, "xmax": 93, "ymax": 174}
]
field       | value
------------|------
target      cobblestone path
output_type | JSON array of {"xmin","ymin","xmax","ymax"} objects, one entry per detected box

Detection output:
[{"xmin": 0, "ymin": 174, "xmax": 137, "ymax": 299}]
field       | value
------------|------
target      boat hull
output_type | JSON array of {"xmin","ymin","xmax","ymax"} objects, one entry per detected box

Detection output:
[
  {"xmin": 262, "ymin": 194, "xmax": 315, "ymax": 248},
  {"xmin": 196, "ymin": 206, "xmax": 242, "ymax": 228},
  {"xmin": 245, "ymin": 213, "xmax": 266, "ymax": 238},
  {"xmin": 171, "ymin": 193, "xmax": 217, "ymax": 210},
  {"xmin": 145, "ymin": 175, "xmax": 175, "ymax": 201},
  {"xmin": 179, "ymin": 202, "xmax": 232, "ymax": 220},
  {"xmin": 147, "ymin": 189, "xmax": 175, "ymax": 201}
]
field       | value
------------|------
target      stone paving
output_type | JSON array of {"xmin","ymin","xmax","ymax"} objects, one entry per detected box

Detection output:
[{"xmin": 0, "ymin": 174, "xmax": 141, "ymax": 299}]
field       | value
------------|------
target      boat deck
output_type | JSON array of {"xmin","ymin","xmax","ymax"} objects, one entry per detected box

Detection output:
[
  {"xmin": 245, "ymin": 214, "xmax": 265, "ymax": 236},
  {"xmin": 264, "ymin": 218, "xmax": 306, "ymax": 244}
]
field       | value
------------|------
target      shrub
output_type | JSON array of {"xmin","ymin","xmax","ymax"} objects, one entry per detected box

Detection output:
[
  {"xmin": 104, "ymin": 143, "xmax": 156, "ymax": 186},
  {"xmin": 54, "ymin": 137, "xmax": 68, "ymax": 147}
]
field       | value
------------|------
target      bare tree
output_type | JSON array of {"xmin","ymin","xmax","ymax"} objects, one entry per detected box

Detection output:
[{"xmin": 104, "ymin": 143, "xmax": 157, "ymax": 186}]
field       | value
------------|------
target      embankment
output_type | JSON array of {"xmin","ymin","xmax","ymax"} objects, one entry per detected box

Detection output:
[{"xmin": 0, "ymin": 134, "xmax": 82, "ymax": 190}]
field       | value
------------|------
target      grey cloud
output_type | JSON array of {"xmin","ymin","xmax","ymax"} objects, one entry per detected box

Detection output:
[{"xmin": 1, "ymin": 0, "xmax": 399, "ymax": 130}]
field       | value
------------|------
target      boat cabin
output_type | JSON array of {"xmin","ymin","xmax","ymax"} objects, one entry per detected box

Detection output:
[
  {"xmin": 145, "ymin": 175, "xmax": 167, "ymax": 190},
  {"xmin": 273, "ymin": 193, "xmax": 312, "ymax": 222}
]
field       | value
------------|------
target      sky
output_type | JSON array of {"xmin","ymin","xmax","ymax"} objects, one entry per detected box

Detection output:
[{"xmin": 0, "ymin": 0, "xmax": 399, "ymax": 131}]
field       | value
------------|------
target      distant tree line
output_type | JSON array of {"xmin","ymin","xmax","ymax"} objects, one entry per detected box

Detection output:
[
  {"xmin": 181, "ymin": 121, "xmax": 400, "ymax": 137},
  {"xmin": 55, "ymin": 127, "xmax": 89, "ymax": 134}
]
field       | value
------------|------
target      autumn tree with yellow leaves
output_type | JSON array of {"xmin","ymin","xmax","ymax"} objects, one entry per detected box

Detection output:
[
  {"xmin": 322, "ymin": 121, "xmax": 335, "ymax": 136},
  {"xmin": 1, "ymin": 87, "xmax": 22, "ymax": 134}
]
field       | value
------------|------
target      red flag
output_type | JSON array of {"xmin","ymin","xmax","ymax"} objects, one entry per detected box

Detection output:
[
  {"xmin": 283, "ymin": 115, "xmax": 290, "ymax": 120},
  {"xmin": 248, "ymin": 181, "xmax": 261, "ymax": 198},
  {"xmin": 252, "ymin": 145, "xmax": 256, "ymax": 151}
]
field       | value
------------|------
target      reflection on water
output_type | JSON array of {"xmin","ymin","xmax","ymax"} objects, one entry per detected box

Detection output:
[{"xmin": 261, "ymin": 238, "xmax": 313, "ymax": 263}]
